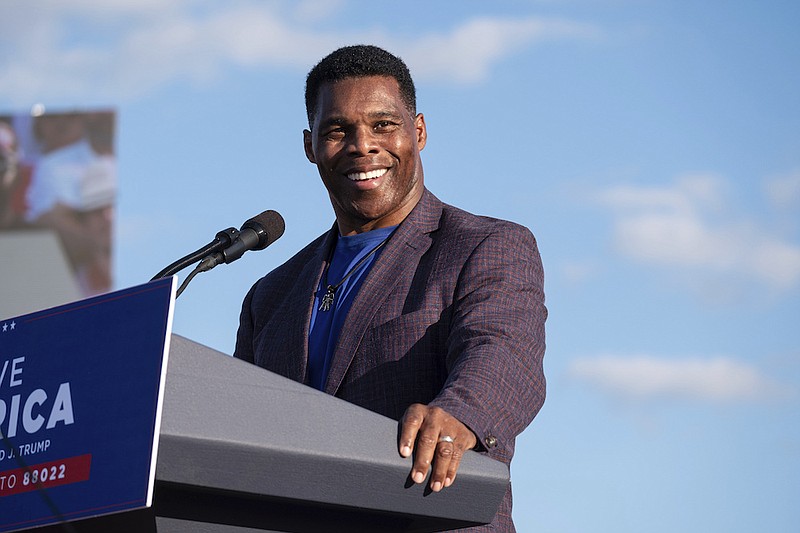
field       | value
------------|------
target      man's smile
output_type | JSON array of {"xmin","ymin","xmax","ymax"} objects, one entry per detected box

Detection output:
[{"xmin": 346, "ymin": 168, "xmax": 388, "ymax": 181}]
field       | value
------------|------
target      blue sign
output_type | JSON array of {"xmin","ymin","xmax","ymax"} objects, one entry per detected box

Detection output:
[{"xmin": 0, "ymin": 278, "xmax": 176, "ymax": 532}]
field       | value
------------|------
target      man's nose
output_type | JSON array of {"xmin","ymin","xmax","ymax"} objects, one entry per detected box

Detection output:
[{"xmin": 347, "ymin": 126, "xmax": 379, "ymax": 155}]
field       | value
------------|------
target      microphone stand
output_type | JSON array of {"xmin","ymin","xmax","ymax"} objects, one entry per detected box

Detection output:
[
  {"xmin": 151, "ymin": 209, "xmax": 284, "ymax": 298},
  {"xmin": 150, "ymin": 227, "xmax": 239, "ymax": 282}
]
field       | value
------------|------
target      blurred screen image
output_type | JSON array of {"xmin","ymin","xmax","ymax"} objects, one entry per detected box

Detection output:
[{"xmin": 0, "ymin": 109, "xmax": 117, "ymax": 298}]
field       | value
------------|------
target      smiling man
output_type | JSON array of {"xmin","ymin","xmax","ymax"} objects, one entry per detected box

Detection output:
[
  {"xmin": 235, "ymin": 45, "xmax": 546, "ymax": 532},
  {"xmin": 304, "ymin": 74, "xmax": 424, "ymax": 235}
]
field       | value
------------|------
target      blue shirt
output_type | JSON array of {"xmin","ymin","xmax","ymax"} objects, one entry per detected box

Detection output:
[{"xmin": 307, "ymin": 226, "xmax": 397, "ymax": 390}]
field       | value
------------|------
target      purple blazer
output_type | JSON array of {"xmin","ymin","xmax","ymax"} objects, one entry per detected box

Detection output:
[{"xmin": 235, "ymin": 188, "xmax": 546, "ymax": 532}]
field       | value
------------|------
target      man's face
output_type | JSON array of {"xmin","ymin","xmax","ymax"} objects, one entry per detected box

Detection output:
[{"xmin": 304, "ymin": 76, "xmax": 427, "ymax": 235}]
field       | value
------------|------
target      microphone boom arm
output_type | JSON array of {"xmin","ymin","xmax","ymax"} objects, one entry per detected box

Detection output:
[
  {"xmin": 150, "ymin": 209, "xmax": 284, "ymax": 298},
  {"xmin": 150, "ymin": 227, "xmax": 239, "ymax": 281}
]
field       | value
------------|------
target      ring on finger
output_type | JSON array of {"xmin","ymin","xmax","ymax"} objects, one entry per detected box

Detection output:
[{"xmin": 438, "ymin": 435, "xmax": 454, "ymax": 444}]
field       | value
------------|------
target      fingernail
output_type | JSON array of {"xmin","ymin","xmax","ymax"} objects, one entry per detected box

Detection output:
[
  {"xmin": 444, "ymin": 477, "xmax": 452, "ymax": 487},
  {"xmin": 413, "ymin": 471, "xmax": 425, "ymax": 483},
  {"xmin": 432, "ymin": 481, "xmax": 442, "ymax": 492},
  {"xmin": 400, "ymin": 445, "xmax": 411, "ymax": 457}
]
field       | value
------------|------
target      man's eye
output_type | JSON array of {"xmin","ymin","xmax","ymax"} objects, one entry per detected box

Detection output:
[
  {"xmin": 375, "ymin": 121, "xmax": 396, "ymax": 130},
  {"xmin": 323, "ymin": 127, "xmax": 345, "ymax": 138}
]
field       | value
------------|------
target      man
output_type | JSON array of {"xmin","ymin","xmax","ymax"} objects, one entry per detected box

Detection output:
[{"xmin": 235, "ymin": 45, "xmax": 546, "ymax": 532}]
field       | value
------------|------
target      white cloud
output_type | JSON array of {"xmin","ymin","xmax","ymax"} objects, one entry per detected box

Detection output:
[
  {"xmin": 0, "ymin": 1, "xmax": 600, "ymax": 104},
  {"xmin": 765, "ymin": 169, "xmax": 800, "ymax": 211},
  {"xmin": 1, "ymin": 2, "xmax": 337, "ymax": 103},
  {"xmin": 397, "ymin": 17, "xmax": 600, "ymax": 84},
  {"xmin": 596, "ymin": 173, "xmax": 800, "ymax": 291},
  {"xmin": 569, "ymin": 354, "xmax": 794, "ymax": 404}
]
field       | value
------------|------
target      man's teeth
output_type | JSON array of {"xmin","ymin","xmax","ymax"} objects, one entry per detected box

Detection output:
[{"xmin": 347, "ymin": 168, "xmax": 388, "ymax": 181}]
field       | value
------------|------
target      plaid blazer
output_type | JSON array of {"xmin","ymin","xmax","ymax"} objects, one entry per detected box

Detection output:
[{"xmin": 235, "ymin": 188, "xmax": 547, "ymax": 532}]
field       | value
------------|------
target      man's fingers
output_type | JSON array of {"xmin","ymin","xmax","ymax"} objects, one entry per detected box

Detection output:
[
  {"xmin": 443, "ymin": 444, "xmax": 464, "ymax": 488},
  {"xmin": 429, "ymin": 436, "xmax": 455, "ymax": 492},
  {"xmin": 399, "ymin": 404, "xmax": 478, "ymax": 490},
  {"xmin": 398, "ymin": 404, "xmax": 425, "ymax": 458},
  {"xmin": 410, "ymin": 425, "xmax": 440, "ymax": 484}
]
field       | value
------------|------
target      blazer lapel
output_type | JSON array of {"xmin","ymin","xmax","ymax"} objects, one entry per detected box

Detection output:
[
  {"xmin": 278, "ymin": 228, "xmax": 336, "ymax": 383},
  {"xmin": 323, "ymin": 190, "xmax": 442, "ymax": 395}
]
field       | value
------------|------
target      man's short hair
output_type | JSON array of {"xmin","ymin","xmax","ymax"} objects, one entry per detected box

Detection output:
[{"xmin": 305, "ymin": 45, "xmax": 417, "ymax": 128}]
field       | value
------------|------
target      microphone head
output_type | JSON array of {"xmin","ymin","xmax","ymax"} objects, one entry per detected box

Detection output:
[{"xmin": 242, "ymin": 210, "xmax": 285, "ymax": 250}]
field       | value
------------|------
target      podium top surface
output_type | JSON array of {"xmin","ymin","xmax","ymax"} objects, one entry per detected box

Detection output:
[{"xmin": 157, "ymin": 335, "xmax": 509, "ymax": 531}]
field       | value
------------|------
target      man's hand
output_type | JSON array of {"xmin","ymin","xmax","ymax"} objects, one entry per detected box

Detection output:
[{"xmin": 398, "ymin": 403, "xmax": 478, "ymax": 492}]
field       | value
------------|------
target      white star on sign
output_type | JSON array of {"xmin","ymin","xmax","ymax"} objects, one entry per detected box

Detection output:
[
  {"xmin": 2, "ymin": 323, "xmax": 6, "ymax": 332},
  {"xmin": 10, "ymin": 322, "xmax": 15, "ymax": 330}
]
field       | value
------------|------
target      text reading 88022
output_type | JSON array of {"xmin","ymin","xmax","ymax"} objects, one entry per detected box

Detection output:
[{"xmin": 0, "ymin": 454, "xmax": 91, "ymax": 497}]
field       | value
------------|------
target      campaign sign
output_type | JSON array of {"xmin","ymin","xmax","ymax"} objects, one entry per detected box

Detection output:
[{"xmin": 0, "ymin": 277, "xmax": 176, "ymax": 532}]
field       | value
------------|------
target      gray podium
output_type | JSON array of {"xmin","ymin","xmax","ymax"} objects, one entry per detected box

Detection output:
[{"xmin": 36, "ymin": 335, "xmax": 509, "ymax": 532}]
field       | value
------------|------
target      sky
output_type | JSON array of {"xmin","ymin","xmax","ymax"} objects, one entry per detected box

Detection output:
[{"xmin": 2, "ymin": 1, "xmax": 799, "ymax": 531}]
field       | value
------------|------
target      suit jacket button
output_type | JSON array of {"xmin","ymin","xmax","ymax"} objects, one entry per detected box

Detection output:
[{"xmin": 484, "ymin": 435, "xmax": 498, "ymax": 449}]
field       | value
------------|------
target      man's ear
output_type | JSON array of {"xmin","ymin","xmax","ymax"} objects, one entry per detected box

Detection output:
[
  {"xmin": 415, "ymin": 113, "xmax": 427, "ymax": 151},
  {"xmin": 303, "ymin": 129, "xmax": 316, "ymax": 163}
]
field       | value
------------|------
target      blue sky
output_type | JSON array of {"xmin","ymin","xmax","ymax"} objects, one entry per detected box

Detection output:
[{"xmin": 2, "ymin": 1, "xmax": 799, "ymax": 531}]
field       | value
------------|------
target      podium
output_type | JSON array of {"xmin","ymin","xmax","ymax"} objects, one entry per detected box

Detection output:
[{"xmin": 31, "ymin": 335, "xmax": 509, "ymax": 532}]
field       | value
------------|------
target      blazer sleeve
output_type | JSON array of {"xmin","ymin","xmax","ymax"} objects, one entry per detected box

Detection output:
[{"xmin": 428, "ymin": 222, "xmax": 546, "ymax": 462}]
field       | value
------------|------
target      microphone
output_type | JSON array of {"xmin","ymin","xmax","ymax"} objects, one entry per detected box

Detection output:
[
  {"xmin": 151, "ymin": 210, "xmax": 285, "ymax": 298},
  {"xmin": 198, "ymin": 210, "xmax": 285, "ymax": 271}
]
